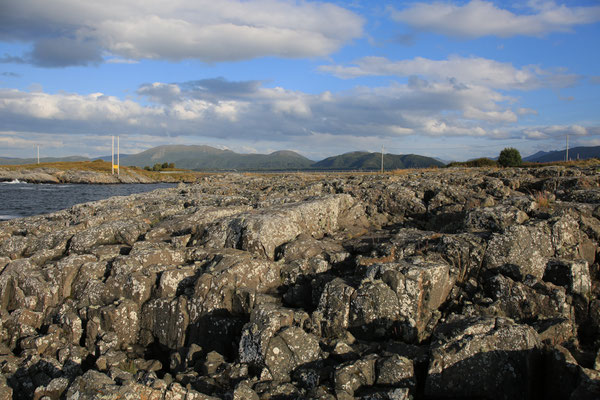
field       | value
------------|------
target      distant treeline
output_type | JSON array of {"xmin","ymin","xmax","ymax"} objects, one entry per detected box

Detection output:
[
  {"xmin": 144, "ymin": 162, "xmax": 175, "ymax": 171},
  {"xmin": 447, "ymin": 158, "xmax": 498, "ymax": 168}
]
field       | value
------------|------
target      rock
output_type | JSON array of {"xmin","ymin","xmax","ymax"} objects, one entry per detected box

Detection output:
[
  {"xmin": 349, "ymin": 279, "xmax": 401, "ymax": 340},
  {"xmin": 263, "ymin": 326, "xmax": 321, "ymax": 382},
  {"xmin": 69, "ymin": 219, "xmax": 149, "ymax": 253},
  {"xmin": 484, "ymin": 222, "xmax": 553, "ymax": 280},
  {"xmin": 140, "ymin": 296, "xmax": 189, "ymax": 349},
  {"xmin": 482, "ymin": 274, "xmax": 573, "ymax": 322},
  {"xmin": 233, "ymin": 382, "xmax": 259, "ymax": 400},
  {"xmin": 1, "ymin": 168, "xmax": 600, "ymax": 399},
  {"xmin": 375, "ymin": 354, "xmax": 415, "ymax": 388},
  {"xmin": 464, "ymin": 204, "xmax": 529, "ymax": 232},
  {"xmin": 314, "ymin": 278, "xmax": 356, "ymax": 338},
  {"xmin": 544, "ymin": 259, "xmax": 592, "ymax": 299},
  {"xmin": 425, "ymin": 317, "xmax": 542, "ymax": 400},
  {"xmin": 33, "ymin": 377, "xmax": 69, "ymax": 400},
  {"xmin": 201, "ymin": 351, "xmax": 225, "ymax": 375},
  {"xmin": 359, "ymin": 258, "xmax": 454, "ymax": 342},
  {"xmin": 334, "ymin": 355, "xmax": 377, "ymax": 399},
  {"xmin": 238, "ymin": 304, "xmax": 296, "ymax": 368},
  {"xmin": 0, "ymin": 375, "xmax": 12, "ymax": 400},
  {"xmin": 200, "ymin": 194, "xmax": 360, "ymax": 260}
]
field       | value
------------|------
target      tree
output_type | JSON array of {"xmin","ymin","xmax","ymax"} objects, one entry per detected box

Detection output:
[
  {"xmin": 168, "ymin": 162, "xmax": 175, "ymax": 169},
  {"xmin": 161, "ymin": 162, "xmax": 169, "ymax": 169},
  {"xmin": 498, "ymin": 147, "xmax": 522, "ymax": 167}
]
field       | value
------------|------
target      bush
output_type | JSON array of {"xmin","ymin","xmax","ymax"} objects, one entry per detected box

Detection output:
[
  {"xmin": 498, "ymin": 148, "xmax": 522, "ymax": 167},
  {"xmin": 447, "ymin": 158, "xmax": 497, "ymax": 168}
]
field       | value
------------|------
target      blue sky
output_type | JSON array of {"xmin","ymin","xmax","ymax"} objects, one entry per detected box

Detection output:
[{"xmin": 0, "ymin": 0, "xmax": 599, "ymax": 161}]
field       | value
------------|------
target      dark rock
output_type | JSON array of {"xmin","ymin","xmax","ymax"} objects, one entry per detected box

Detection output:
[
  {"xmin": 425, "ymin": 317, "xmax": 542, "ymax": 400},
  {"xmin": 544, "ymin": 259, "xmax": 592, "ymax": 298}
]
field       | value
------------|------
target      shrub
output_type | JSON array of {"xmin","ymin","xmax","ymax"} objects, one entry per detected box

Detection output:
[
  {"xmin": 447, "ymin": 158, "xmax": 497, "ymax": 168},
  {"xmin": 498, "ymin": 148, "xmax": 522, "ymax": 167}
]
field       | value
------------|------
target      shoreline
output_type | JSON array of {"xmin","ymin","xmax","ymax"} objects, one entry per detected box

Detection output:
[{"xmin": 0, "ymin": 164, "xmax": 202, "ymax": 184}]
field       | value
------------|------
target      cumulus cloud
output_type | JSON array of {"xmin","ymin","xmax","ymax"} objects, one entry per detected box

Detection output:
[
  {"xmin": 1, "ymin": 81, "xmax": 598, "ymax": 160},
  {"xmin": 0, "ymin": 0, "xmax": 363, "ymax": 67},
  {"xmin": 0, "ymin": 76, "xmax": 532, "ymax": 144},
  {"xmin": 390, "ymin": 0, "xmax": 600, "ymax": 38},
  {"xmin": 319, "ymin": 55, "xmax": 580, "ymax": 90},
  {"xmin": 521, "ymin": 124, "xmax": 591, "ymax": 140}
]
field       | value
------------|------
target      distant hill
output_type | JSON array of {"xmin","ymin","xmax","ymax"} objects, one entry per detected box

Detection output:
[
  {"xmin": 311, "ymin": 151, "xmax": 444, "ymax": 170},
  {"xmin": 121, "ymin": 145, "xmax": 314, "ymax": 171},
  {"xmin": 524, "ymin": 146, "xmax": 600, "ymax": 163},
  {"xmin": 1, "ymin": 146, "xmax": 446, "ymax": 172},
  {"xmin": 0, "ymin": 156, "xmax": 89, "ymax": 165}
]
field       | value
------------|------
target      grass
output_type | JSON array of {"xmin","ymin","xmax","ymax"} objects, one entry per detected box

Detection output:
[
  {"xmin": 534, "ymin": 191, "xmax": 552, "ymax": 210},
  {"xmin": 522, "ymin": 158, "xmax": 600, "ymax": 168}
]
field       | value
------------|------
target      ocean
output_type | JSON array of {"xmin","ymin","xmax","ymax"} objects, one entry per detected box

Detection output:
[{"xmin": 0, "ymin": 180, "xmax": 177, "ymax": 220}]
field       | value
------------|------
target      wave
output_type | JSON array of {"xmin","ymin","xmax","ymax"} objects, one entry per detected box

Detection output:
[
  {"xmin": 0, "ymin": 214, "xmax": 20, "ymax": 220},
  {"xmin": 2, "ymin": 179, "xmax": 27, "ymax": 184}
]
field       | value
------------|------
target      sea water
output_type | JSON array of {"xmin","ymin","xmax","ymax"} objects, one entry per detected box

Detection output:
[{"xmin": 0, "ymin": 181, "xmax": 176, "ymax": 220}]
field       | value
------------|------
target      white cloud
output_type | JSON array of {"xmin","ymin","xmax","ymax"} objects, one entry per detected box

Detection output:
[
  {"xmin": 1, "ymin": 78, "xmax": 597, "ymax": 160},
  {"xmin": 319, "ymin": 55, "xmax": 579, "ymax": 90},
  {"xmin": 517, "ymin": 108, "xmax": 538, "ymax": 116},
  {"xmin": 0, "ymin": 0, "xmax": 363, "ymax": 66},
  {"xmin": 390, "ymin": 1, "xmax": 600, "ymax": 38},
  {"xmin": 521, "ymin": 124, "xmax": 591, "ymax": 140}
]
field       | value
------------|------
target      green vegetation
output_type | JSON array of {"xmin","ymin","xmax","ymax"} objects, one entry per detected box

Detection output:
[
  {"xmin": 498, "ymin": 148, "xmax": 522, "ymax": 167},
  {"xmin": 447, "ymin": 158, "xmax": 497, "ymax": 168},
  {"xmin": 144, "ymin": 162, "xmax": 175, "ymax": 171}
]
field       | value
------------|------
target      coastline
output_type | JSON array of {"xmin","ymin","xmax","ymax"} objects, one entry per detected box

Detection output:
[{"xmin": 0, "ymin": 163, "xmax": 203, "ymax": 184}]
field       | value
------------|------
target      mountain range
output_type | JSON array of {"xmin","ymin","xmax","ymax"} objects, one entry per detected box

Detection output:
[
  {"xmin": 523, "ymin": 146, "xmax": 600, "ymax": 163},
  {"xmin": 3, "ymin": 144, "xmax": 598, "ymax": 171},
  {"xmin": 0, "ymin": 145, "xmax": 444, "ymax": 171}
]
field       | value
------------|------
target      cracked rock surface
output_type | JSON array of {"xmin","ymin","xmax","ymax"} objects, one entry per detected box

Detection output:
[{"xmin": 1, "ymin": 167, "xmax": 600, "ymax": 399}]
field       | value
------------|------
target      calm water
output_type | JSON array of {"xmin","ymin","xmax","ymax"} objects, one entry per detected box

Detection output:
[{"xmin": 0, "ymin": 180, "xmax": 177, "ymax": 220}]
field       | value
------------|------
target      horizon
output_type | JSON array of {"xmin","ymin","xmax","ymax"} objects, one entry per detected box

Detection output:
[
  {"xmin": 1, "ymin": 142, "xmax": 595, "ymax": 164},
  {"xmin": 1, "ymin": 1, "xmax": 599, "ymax": 161}
]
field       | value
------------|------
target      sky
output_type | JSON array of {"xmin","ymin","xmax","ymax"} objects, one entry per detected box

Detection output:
[{"xmin": 0, "ymin": 0, "xmax": 599, "ymax": 161}]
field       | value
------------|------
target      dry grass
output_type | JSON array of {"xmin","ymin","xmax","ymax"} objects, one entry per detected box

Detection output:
[
  {"xmin": 387, "ymin": 167, "xmax": 441, "ymax": 175},
  {"xmin": 523, "ymin": 158, "xmax": 600, "ymax": 168},
  {"xmin": 534, "ymin": 191, "xmax": 552, "ymax": 210}
]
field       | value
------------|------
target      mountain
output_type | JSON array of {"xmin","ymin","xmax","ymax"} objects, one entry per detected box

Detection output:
[
  {"xmin": 97, "ymin": 154, "xmax": 132, "ymax": 162},
  {"xmin": 311, "ymin": 151, "xmax": 444, "ymax": 170},
  {"xmin": 121, "ymin": 145, "xmax": 314, "ymax": 171},
  {"xmin": 523, "ymin": 150, "xmax": 551, "ymax": 162},
  {"xmin": 524, "ymin": 146, "xmax": 600, "ymax": 163},
  {"xmin": 0, "ymin": 146, "xmax": 445, "ymax": 172},
  {"xmin": 0, "ymin": 156, "xmax": 89, "ymax": 165}
]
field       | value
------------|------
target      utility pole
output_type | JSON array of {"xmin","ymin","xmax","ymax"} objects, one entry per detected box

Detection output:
[
  {"xmin": 381, "ymin": 145, "xmax": 384, "ymax": 173},
  {"xmin": 117, "ymin": 136, "xmax": 120, "ymax": 175},
  {"xmin": 566, "ymin": 135, "xmax": 569, "ymax": 162},
  {"xmin": 111, "ymin": 136, "xmax": 114, "ymax": 175}
]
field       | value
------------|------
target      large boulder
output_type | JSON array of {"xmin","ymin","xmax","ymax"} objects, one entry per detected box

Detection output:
[
  {"xmin": 359, "ymin": 258, "xmax": 455, "ymax": 342},
  {"xmin": 199, "ymin": 195, "xmax": 360, "ymax": 259},
  {"xmin": 484, "ymin": 222, "xmax": 554, "ymax": 279}
]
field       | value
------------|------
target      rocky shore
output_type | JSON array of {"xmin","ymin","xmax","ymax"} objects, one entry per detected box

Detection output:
[
  {"xmin": 1, "ymin": 167, "xmax": 599, "ymax": 399},
  {"xmin": 0, "ymin": 166, "xmax": 195, "ymax": 184}
]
